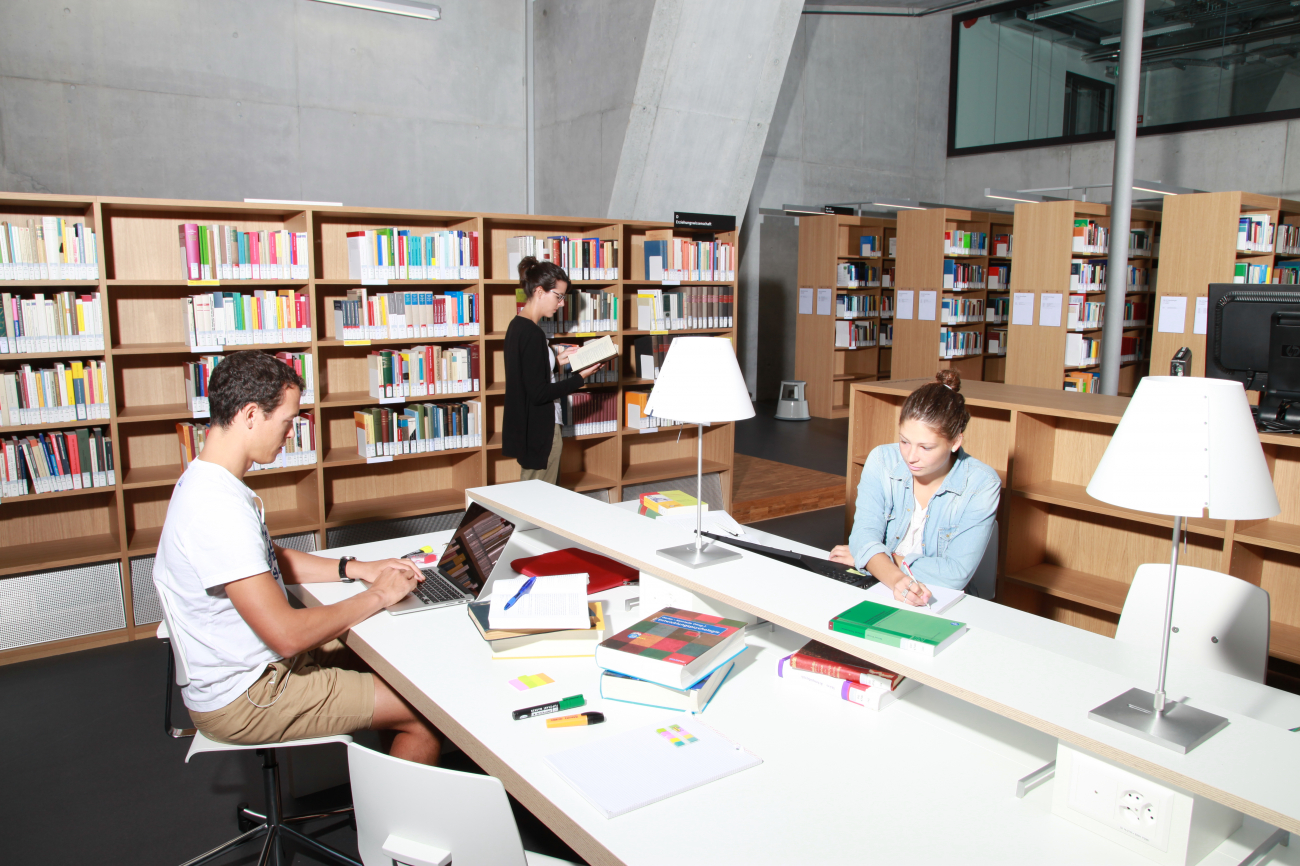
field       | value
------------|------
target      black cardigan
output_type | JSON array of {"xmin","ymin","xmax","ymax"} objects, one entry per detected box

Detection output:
[{"xmin": 502, "ymin": 316, "xmax": 584, "ymax": 469}]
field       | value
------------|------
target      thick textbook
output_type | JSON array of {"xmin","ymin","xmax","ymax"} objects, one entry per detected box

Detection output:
[
  {"xmin": 509, "ymin": 547, "xmax": 638, "ymax": 595},
  {"xmin": 787, "ymin": 639, "xmax": 902, "ymax": 689},
  {"xmin": 599, "ymin": 657, "xmax": 738, "ymax": 714},
  {"xmin": 596, "ymin": 608, "xmax": 748, "ymax": 689},
  {"xmin": 828, "ymin": 599, "xmax": 967, "ymax": 657},
  {"xmin": 776, "ymin": 655, "xmax": 917, "ymax": 710},
  {"xmin": 566, "ymin": 334, "xmax": 617, "ymax": 370}
]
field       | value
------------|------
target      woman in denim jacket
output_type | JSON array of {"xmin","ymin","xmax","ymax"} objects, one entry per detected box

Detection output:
[{"xmin": 830, "ymin": 371, "xmax": 1000, "ymax": 605}]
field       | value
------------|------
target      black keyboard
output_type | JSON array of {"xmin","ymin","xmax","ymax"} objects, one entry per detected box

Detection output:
[
  {"xmin": 412, "ymin": 570, "xmax": 468, "ymax": 606},
  {"xmin": 700, "ymin": 532, "xmax": 878, "ymax": 590}
]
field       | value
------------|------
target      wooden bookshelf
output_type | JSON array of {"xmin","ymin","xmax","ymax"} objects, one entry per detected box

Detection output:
[
  {"xmin": 1149, "ymin": 191, "xmax": 1300, "ymax": 376},
  {"xmin": 890, "ymin": 208, "xmax": 1012, "ymax": 383},
  {"xmin": 0, "ymin": 194, "xmax": 740, "ymax": 663},
  {"xmin": 847, "ymin": 378, "xmax": 1300, "ymax": 672},
  {"xmin": 1003, "ymin": 200, "xmax": 1158, "ymax": 395},
  {"xmin": 793, "ymin": 214, "xmax": 896, "ymax": 418}
]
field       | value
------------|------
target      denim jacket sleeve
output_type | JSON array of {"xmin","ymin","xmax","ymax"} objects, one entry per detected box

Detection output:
[
  {"xmin": 846, "ymin": 445, "xmax": 893, "ymax": 570},
  {"xmin": 906, "ymin": 463, "xmax": 1000, "ymax": 590}
]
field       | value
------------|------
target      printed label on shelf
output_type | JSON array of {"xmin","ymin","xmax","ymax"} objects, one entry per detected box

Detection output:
[
  {"xmin": 191, "ymin": 345, "xmax": 222, "ymax": 353},
  {"xmin": 361, "ymin": 279, "xmax": 389, "ymax": 286},
  {"xmin": 379, "ymin": 396, "xmax": 405, "ymax": 405},
  {"xmin": 366, "ymin": 455, "xmax": 394, "ymax": 464},
  {"xmin": 192, "ymin": 408, "xmax": 210, "ymax": 419},
  {"xmin": 187, "ymin": 280, "xmax": 221, "ymax": 287},
  {"xmin": 344, "ymin": 339, "xmax": 372, "ymax": 346}
]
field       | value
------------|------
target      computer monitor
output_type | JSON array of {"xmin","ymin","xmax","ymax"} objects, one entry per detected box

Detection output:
[{"xmin": 1207, "ymin": 284, "xmax": 1300, "ymax": 429}]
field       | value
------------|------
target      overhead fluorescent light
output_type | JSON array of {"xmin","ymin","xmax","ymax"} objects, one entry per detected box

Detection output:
[
  {"xmin": 781, "ymin": 204, "xmax": 829, "ymax": 215},
  {"xmin": 984, "ymin": 188, "xmax": 1064, "ymax": 203},
  {"xmin": 1131, "ymin": 180, "xmax": 1204, "ymax": 196},
  {"xmin": 1100, "ymin": 21, "xmax": 1193, "ymax": 45},
  {"xmin": 1026, "ymin": 0, "xmax": 1120, "ymax": 21},
  {"xmin": 309, "ymin": 0, "xmax": 441, "ymax": 19},
  {"xmin": 871, "ymin": 197, "xmax": 925, "ymax": 210}
]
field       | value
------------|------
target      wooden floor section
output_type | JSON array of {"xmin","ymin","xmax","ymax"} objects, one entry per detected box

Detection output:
[{"xmin": 731, "ymin": 454, "xmax": 846, "ymax": 524}]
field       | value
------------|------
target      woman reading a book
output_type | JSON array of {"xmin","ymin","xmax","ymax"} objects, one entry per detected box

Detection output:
[
  {"xmin": 829, "ymin": 371, "xmax": 1000, "ymax": 605},
  {"xmin": 503, "ymin": 257, "xmax": 603, "ymax": 484}
]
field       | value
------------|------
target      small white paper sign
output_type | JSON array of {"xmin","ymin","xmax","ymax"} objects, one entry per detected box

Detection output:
[
  {"xmin": 918, "ymin": 290, "xmax": 937, "ymax": 321},
  {"xmin": 816, "ymin": 288, "xmax": 834, "ymax": 316},
  {"xmin": 1011, "ymin": 292, "xmax": 1035, "ymax": 326},
  {"xmin": 896, "ymin": 290, "xmax": 914, "ymax": 320},
  {"xmin": 1158, "ymin": 296, "xmax": 1188, "ymax": 334},
  {"xmin": 798, "ymin": 288, "xmax": 814, "ymax": 315},
  {"xmin": 1039, "ymin": 292, "xmax": 1063, "ymax": 328},
  {"xmin": 1193, "ymin": 296, "xmax": 1209, "ymax": 335}
]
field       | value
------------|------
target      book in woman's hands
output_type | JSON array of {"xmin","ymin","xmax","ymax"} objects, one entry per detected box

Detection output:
[{"xmin": 567, "ymin": 335, "xmax": 617, "ymax": 370}]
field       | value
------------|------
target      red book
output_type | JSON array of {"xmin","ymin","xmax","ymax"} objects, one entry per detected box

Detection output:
[
  {"xmin": 788, "ymin": 640, "xmax": 903, "ymax": 690},
  {"xmin": 469, "ymin": 343, "xmax": 480, "ymax": 385},
  {"xmin": 510, "ymin": 547, "xmax": 638, "ymax": 595}
]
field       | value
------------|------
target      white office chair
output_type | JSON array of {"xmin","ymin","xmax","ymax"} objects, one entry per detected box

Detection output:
[
  {"xmin": 347, "ymin": 742, "xmax": 579, "ymax": 866},
  {"xmin": 1115, "ymin": 563, "xmax": 1271, "ymax": 683},
  {"xmin": 155, "ymin": 588, "xmax": 361, "ymax": 866},
  {"xmin": 965, "ymin": 519, "xmax": 998, "ymax": 600}
]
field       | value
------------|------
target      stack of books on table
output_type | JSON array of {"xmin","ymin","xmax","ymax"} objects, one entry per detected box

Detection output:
[
  {"xmin": 467, "ymin": 598, "xmax": 607, "ymax": 660},
  {"xmin": 595, "ymin": 607, "xmax": 748, "ymax": 714},
  {"xmin": 637, "ymin": 490, "xmax": 703, "ymax": 518},
  {"xmin": 776, "ymin": 639, "xmax": 915, "ymax": 711}
]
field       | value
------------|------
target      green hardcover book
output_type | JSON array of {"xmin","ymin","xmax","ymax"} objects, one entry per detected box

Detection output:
[{"xmin": 829, "ymin": 599, "xmax": 967, "ymax": 657}]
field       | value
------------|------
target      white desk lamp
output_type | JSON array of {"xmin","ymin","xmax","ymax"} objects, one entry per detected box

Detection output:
[
  {"xmin": 644, "ymin": 337, "xmax": 755, "ymax": 568},
  {"xmin": 1085, "ymin": 376, "xmax": 1280, "ymax": 752}
]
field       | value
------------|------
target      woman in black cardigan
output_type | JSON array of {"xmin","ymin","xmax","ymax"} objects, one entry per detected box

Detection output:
[{"xmin": 503, "ymin": 257, "xmax": 602, "ymax": 484}]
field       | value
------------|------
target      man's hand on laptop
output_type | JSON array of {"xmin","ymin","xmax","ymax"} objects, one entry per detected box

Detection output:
[
  {"xmin": 366, "ymin": 563, "xmax": 425, "ymax": 607},
  {"xmin": 348, "ymin": 557, "xmax": 424, "ymax": 585}
]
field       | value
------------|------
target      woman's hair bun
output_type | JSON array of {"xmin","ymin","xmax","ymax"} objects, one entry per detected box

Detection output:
[
  {"xmin": 934, "ymin": 370, "xmax": 962, "ymax": 392},
  {"xmin": 517, "ymin": 255, "xmax": 540, "ymax": 282}
]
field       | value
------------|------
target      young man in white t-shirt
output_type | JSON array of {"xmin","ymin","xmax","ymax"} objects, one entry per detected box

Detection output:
[{"xmin": 152, "ymin": 351, "xmax": 440, "ymax": 764}]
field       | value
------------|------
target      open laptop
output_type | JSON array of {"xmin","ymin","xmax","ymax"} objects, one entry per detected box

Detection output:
[
  {"xmin": 699, "ymin": 531, "xmax": 879, "ymax": 590},
  {"xmin": 387, "ymin": 502, "xmax": 517, "ymax": 615}
]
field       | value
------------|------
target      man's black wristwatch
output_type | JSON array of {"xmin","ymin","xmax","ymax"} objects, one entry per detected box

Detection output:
[{"xmin": 338, "ymin": 556, "xmax": 357, "ymax": 582}]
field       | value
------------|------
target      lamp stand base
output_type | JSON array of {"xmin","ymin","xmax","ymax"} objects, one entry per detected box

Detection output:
[
  {"xmin": 1087, "ymin": 687, "xmax": 1229, "ymax": 754},
  {"xmin": 656, "ymin": 541, "xmax": 742, "ymax": 569}
]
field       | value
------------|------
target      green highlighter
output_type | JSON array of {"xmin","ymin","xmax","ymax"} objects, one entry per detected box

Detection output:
[{"xmin": 829, "ymin": 600, "xmax": 967, "ymax": 657}]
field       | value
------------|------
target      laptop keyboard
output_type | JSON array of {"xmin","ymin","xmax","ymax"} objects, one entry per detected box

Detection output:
[
  {"xmin": 412, "ymin": 570, "xmax": 466, "ymax": 605},
  {"xmin": 799, "ymin": 556, "xmax": 879, "ymax": 589}
]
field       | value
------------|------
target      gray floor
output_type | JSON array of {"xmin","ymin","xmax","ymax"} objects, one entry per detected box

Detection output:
[{"xmin": 734, "ymin": 400, "xmax": 849, "ymax": 477}]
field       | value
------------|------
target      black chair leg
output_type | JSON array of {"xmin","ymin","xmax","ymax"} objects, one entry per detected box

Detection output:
[{"xmin": 162, "ymin": 640, "xmax": 195, "ymax": 739}]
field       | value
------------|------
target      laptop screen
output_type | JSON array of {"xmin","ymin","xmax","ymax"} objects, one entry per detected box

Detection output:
[{"xmin": 436, "ymin": 502, "xmax": 516, "ymax": 598}]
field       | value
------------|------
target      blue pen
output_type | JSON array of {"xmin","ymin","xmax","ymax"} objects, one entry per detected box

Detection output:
[{"xmin": 503, "ymin": 576, "xmax": 537, "ymax": 611}]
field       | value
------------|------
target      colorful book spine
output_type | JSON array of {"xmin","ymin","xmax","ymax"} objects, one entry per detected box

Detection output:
[
  {"xmin": 333, "ymin": 291, "xmax": 479, "ymax": 340},
  {"xmin": 0, "ymin": 291, "xmax": 104, "ymax": 354},
  {"xmin": 177, "ymin": 412, "xmax": 316, "ymax": 470},
  {"xmin": 0, "ymin": 426, "xmax": 113, "ymax": 496},
  {"xmin": 178, "ymin": 224, "xmax": 308, "ymax": 280},
  {"xmin": 0, "ymin": 361, "xmax": 111, "ymax": 425},
  {"xmin": 183, "ymin": 290, "xmax": 312, "ymax": 348},
  {"xmin": 347, "ymin": 228, "xmax": 481, "ymax": 280},
  {"xmin": 560, "ymin": 390, "xmax": 619, "ymax": 437},
  {"xmin": 352, "ymin": 401, "xmax": 482, "ymax": 457},
  {"xmin": 365, "ymin": 345, "xmax": 478, "ymax": 398},
  {"xmin": 539, "ymin": 289, "xmax": 619, "ymax": 335},
  {"xmin": 0, "ymin": 218, "xmax": 100, "ymax": 280}
]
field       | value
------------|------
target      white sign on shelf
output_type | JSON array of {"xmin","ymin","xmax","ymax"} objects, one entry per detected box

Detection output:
[
  {"xmin": 798, "ymin": 288, "xmax": 814, "ymax": 315},
  {"xmin": 366, "ymin": 455, "xmax": 394, "ymax": 464},
  {"xmin": 1011, "ymin": 292, "xmax": 1035, "ymax": 326},
  {"xmin": 1193, "ymin": 296, "xmax": 1209, "ymax": 335},
  {"xmin": 816, "ymin": 288, "xmax": 834, "ymax": 316},
  {"xmin": 379, "ymin": 396, "xmax": 405, "ymax": 405},
  {"xmin": 896, "ymin": 290, "xmax": 914, "ymax": 320},
  {"xmin": 1039, "ymin": 293, "xmax": 1063, "ymax": 328},
  {"xmin": 918, "ymin": 290, "xmax": 937, "ymax": 321},
  {"xmin": 1158, "ymin": 296, "xmax": 1188, "ymax": 334}
]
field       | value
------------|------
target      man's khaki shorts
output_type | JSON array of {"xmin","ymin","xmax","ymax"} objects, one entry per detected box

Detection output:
[{"xmin": 189, "ymin": 640, "xmax": 375, "ymax": 745}]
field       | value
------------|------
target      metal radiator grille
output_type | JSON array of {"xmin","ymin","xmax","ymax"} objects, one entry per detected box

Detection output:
[
  {"xmin": 580, "ymin": 488, "xmax": 611, "ymax": 504},
  {"xmin": 621, "ymin": 473, "xmax": 722, "ymax": 511},
  {"xmin": 274, "ymin": 531, "xmax": 319, "ymax": 553},
  {"xmin": 0, "ymin": 561, "xmax": 126, "ymax": 651},
  {"xmin": 129, "ymin": 556, "xmax": 162, "ymax": 626},
  {"xmin": 327, "ymin": 511, "xmax": 466, "ymax": 549}
]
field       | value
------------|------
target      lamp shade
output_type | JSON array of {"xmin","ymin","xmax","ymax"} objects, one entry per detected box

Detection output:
[
  {"xmin": 644, "ymin": 337, "xmax": 755, "ymax": 424},
  {"xmin": 1086, "ymin": 376, "xmax": 1279, "ymax": 520}
]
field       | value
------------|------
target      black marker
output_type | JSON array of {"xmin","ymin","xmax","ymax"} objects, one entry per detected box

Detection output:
[{"xmin": 512, "ymin": 694, "xmax": 585, "ymax": 720}]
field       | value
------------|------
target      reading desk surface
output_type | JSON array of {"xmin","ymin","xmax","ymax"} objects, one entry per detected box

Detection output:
[{"xmin": 295, "ymin": 484, "xmax": 1300, "ymax": 866}]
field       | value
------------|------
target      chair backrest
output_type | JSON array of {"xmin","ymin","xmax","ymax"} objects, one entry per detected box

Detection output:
[
  {"xmin": 1115, "ymin": 564, "xmax": 1270, "ymax": 683},
  {"xmin": 347, "ymin": 742, "xmax": 530, "ymax": 866},
  {"xmin": 965, "ymin": 520, "xmax": 998, "ymax": 600},
  {"xmin": 154, "ymin": 585, "xmax": 191, "ymax": 688}
]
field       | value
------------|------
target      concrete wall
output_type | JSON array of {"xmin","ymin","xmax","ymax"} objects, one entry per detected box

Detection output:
[{"xmin": 0, "ymin": 0, "xmax": 527, "ymax": 212}]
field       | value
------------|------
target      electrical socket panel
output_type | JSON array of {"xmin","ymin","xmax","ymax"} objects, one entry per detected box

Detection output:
[
  {"xmin": 1052, "ymin": 743, "xmax": 1241, "ymax": 866},
  {"xmin": 638, "ymin": 573, "xmax": 760, "ymax": 625}
]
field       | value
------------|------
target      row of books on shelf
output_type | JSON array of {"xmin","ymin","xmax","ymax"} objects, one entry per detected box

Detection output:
[
  {"xmin": 836, "ymin": 293, "xmax": 882, "ymax": 318},
  {"xmin": 988, "ymin": 297, "xmax": 1008, "ymax": 322},
  {"xmin": 1071, "ymin": 222, "xmax": 1154, "ymax": 256},
  {"xmin": 537, "ymin": 289, "xmax": 619, "ymax": 335},
  {"xmin": 644, "ymin": 238, "xmax": 736, "ymax": 282},
  {"xmin": 881, "ymin": 266, "xmax": 896, "ymax": 287},
  {"xmin": 184, "ymin": 290, "xmax": 312, "ymax": 348},
  {"xmin": 1069, "ymin": 261, "xmax": 1149, "ymax": 292},
  {"xmin": 184, "ymin": 353, "xmax": 316, "ymax": 414},
  {"xmin": 624, "ymin": 391, "xmax": 684, "ymax": 431},
  {"xmin": 1230, "ymin": 262, "xmax": 1300, "ymax": 284},
  {"xmin": 857, "ymin": 235, "xmax": 897, "ymax": 257},
  {"xmin": 180, "ymin": 224, "xmax": 309, "ymax": 281},
  {"xmin": 332, "ymin": 289, "xmax": 479, "ymax": 340},
  {"xmin": 177, "ymin": 414, "xmax": 317, "ymax": 470},
  {"xmin": 354, "ymin": 402, "xmax": 482, "ymax": 456},
  {"xmin": 837, "ymin": 263, "xmax": 879, "ymax": 287},
  {"xmin": 348, "ymin": 228, "xmax": 481, "ymax": 281},
  {"xmin": 1064, "ymin": 333, "xmax": 1147, "ymax": 367},
  {"xmin": 834, "ymin": 319, "xmax": 886, "ymax": 349},
  {"xmin": 1065, "ymin": 297, "xmax": 1148, "ymax": 330},
  {"xmin": 0, "ymin": 290, "xmax": 104, "ymax": 353},
  {"xmin": 1, "ymin": 218, "xmax": 100, "ymax": 281},
  {"xmin": 941, "ymin": 297, "xmax": 983, "ymax": 324},
  {"xmin": 0, "ymin": 427, "xmax": 114, "ymax": 498},
  {"xmin": 507, "ymin": 235, "xmax": 616, "ymax": 281},
  {"xmin": 988, "ymin": 264, "xmax": 1010, "ymax": 290},
  {"xmin": 944, "ymin": 230, "xmax": 987, "ymax": 256},
  {"xmin": 939, "ymin": 328, "xmax": 982, "ymax": 359},
  {"xmin": 993, "ymin": 234, "xmax": 1012, "ymax": 257},
  {"xmin": 632, "ymin": 288, "xmax": 734, "ymax": 331},
  {"xmin": 560, "ymin": 391, "xmax": 619, "ymax": 437},
  {"xmin": 987, "ymin": 327, "xmax": 1006, "ymax": 356},
  {"xmin": 942, "ymin": 261, "xmax": 986, "ymax": 290},
  {"xmin": 1235, "ymin": 214, "xmax": 1300, "ymax": 254},
  {"xmin": 366, "ymin": 346, "xmax": 481, "ymax": 398},
  {"xmin": 1064, "ymin": 371, "xmax": 1100, "ymax": 393},
  {"xmin": 0, "ymin": 361, "xmax": 111, "ymax": 427}
]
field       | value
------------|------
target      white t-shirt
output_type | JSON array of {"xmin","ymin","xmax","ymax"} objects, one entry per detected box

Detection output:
[
  {"xmin": 549, "ymin": 344, "xmax": 562, "ymax": 424},
  {"xmin": 152, "ymin": 460, "xmax": 287, "ymax": 712},
  {"xmin": 893, "ymin": 497, "xmax": 929, "ymax": 561}
]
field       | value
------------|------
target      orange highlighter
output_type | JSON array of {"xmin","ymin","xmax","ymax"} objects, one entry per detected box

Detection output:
[{"xmin": 546, "ymin": 712, "xmax": 605, "ymax": 728}]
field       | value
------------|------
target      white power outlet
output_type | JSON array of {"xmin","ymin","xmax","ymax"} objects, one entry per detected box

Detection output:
[{"xmin": 1053, "ymin": 743, "xmax": 1241, "ymax": 866}]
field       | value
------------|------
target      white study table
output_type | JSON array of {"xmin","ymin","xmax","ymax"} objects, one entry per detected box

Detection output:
[{"xmin": 295, "ymin": 484, "xmax": 1300, "ymax": 866}]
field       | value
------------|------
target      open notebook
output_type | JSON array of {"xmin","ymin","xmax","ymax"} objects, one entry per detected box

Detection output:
[
  {"xmin": 544, "ymin": 717, "xmax": 761, "ymax": 818},
  {"xmin": 864, "ymin": 580, "xmax": 965, "ymax": 615}
]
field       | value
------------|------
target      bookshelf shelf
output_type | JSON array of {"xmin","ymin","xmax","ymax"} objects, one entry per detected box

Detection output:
[
  {"xmin": 0, "ymin": 533, "xmax": 122, "ymax": 578},
  {"xmin": 0, "ymin": 418, "xmax": 110, "ymax": 435},
  {"xmin": 316, "ymin": 390, "xmax": 481, "ymax": 409},
  {"xmin": 1233, "ymin": 522, "xmax": 1300, "ymax": 556},
  {"xmin": 1005, "ymin": 563, "xmax": 1130, "ymax": 615},
  {"xmin": 322, "ymin": 446, "xmax": 477, "ymax": 467},
  {"xmin": 622, "ymin": 457, "xmax": 728, "ymax": 486},
  {"xmin": 1, "ymin": 485, "xmax": 119, "ymax": 505},
  {"xmin": 0, "ymin": 350, "xmax": 107, "ymax": 361},
  {"xmin": 1271, "ymin": 621, "xmax": 1300, "ymax": 665},
  {"xmin": 1009, "ymin": 480, "xmax": 1227, "ymax": 538},
  {"xmin": 560, "ymin": 470, "xmax": 621, "ymax": 492},
  {"xmin": 325, "ymin": 489, "xmax": 466, "ymax": 527}
]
